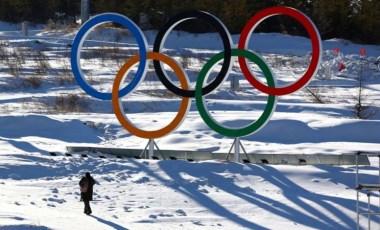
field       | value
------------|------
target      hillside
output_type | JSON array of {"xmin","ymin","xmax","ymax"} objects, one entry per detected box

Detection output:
[{"xmin": 0, "ymin": 20, "xmax": 380, "ymax": 229}]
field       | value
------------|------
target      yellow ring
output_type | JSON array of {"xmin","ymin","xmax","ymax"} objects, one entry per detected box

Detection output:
[{"xmin": 112, "ymin": 52, "xmax": 190, "ymax": 139}]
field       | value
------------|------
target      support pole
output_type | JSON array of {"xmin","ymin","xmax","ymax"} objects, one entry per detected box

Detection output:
[
  {"xmin": 140, "ymin": 139, "xmax": 166, "ymax": 160},
  {"xmin": 368, "ymin": 193, "xmax": 371, "ymax": 230},
  {"xmin": 226, "ymin": 138, "xmax": 250, "ymax": 163},
  {"xmin": 234, "ymin": 137, "xmax": 240, "ymax": 162},
  {"xmin": 355, "ymin": 152, "xmax": 380, "ymax": 230},
  {"xmin": 239, "ymin": 140, "xmax": 252, "ymax": 163},
  {"xmin": 140, "ymin": 139, "xmax": 155, "ymax": 159},
  {"xmin": 21, "ymin": 21, "xmax": 28, "ymax": 36},
  {"xmin": 81, "ymin": 0, "xmax": 90, "ymax": 24},
  {"xmin": 140, "ymin": 141, "xmax": 149, "ymax": 159},
  {"xmin": 148, "ymin": 139, "xmax": 154, "ymax": 159},
  {"xmin": 153, "ymin": 140, "xmax": 166, "ymax": 160},
  {"xmin": 357, "ymin": 152, "xmax": 360, "ymax": 230}
]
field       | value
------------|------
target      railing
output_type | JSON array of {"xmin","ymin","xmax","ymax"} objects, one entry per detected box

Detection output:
[{"xmin": 356, "ymin": 152, "xmax": 380, "ymax": 230}]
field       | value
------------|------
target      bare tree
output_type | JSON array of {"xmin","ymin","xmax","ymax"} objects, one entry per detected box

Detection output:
[{"xmin": 353, "ymin": 58, "xmax": 378, "ymax": 119}]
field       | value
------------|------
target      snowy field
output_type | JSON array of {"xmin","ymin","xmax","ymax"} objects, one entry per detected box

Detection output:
[{"xmin": 1, "ymin": 18, "xmax": 380, "ymax": 230}]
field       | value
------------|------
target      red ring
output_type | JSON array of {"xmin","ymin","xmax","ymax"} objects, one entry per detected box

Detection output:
[{"xmin": 238, "ymin": 6, "xmax": 321, "ymax": 96}]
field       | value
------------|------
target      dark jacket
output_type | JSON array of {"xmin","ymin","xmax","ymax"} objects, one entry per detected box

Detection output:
[{"xmin": 79, "ymin": 175, "xmax": 96, "ymax": 201}]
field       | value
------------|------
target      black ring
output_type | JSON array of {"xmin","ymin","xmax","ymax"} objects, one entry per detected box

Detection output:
[{"xmin": 153, "ymin": 10, "xmax": 232, "ymax": 98}]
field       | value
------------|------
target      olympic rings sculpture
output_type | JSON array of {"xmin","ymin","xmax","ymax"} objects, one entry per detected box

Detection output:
[{"xmin": 71, "ymin": 6, "xmax": 322, "ymax": 139}]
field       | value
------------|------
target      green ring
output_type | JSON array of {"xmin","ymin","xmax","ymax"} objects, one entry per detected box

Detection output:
[{"xmin": 195, "ymin": 48, "xmax": 277, "ymax": 137}]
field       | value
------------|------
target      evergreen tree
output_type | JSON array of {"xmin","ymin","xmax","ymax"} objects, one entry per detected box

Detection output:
[
  {"xmin": 0, "ymin": 0, "xmax": 31, "ymax": 22},
  {"xmin": 311, "ymin": 0, "xmax": 354, "ymax": 40},
  {"xmin": 353, "ymin": 0, "xmax": 380, "ymax": 44},
  {"xmin": 221, "ymin": 0, "xmax": 249, "ymax": 33},
  {"xmin": 0, "ymin": 0, "xmax": 378, "ymax": 44}
]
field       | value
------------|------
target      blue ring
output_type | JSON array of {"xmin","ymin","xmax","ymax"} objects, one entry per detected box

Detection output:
[{"xmin": 71, "ymin": 13, "xmax": 148, "ymax": 100}]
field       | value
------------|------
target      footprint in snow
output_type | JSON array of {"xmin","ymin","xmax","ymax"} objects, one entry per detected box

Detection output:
[
  {"xmin": 192, "ymin": 220, "xmax": 205, "ymax": 226},
  {"xmin": 12, "ymin": 216, "xmax": 24, "ymax": 221},
  {"xmin": 149, "ymin": 214, "xmax": 157, "ymax": 219},
  {"xmin": 127, "ymin": 200, "xmax": 137, "ymax": 203},
  {"xmin": 175, "ymin": 209, "xmax": 187, "ymax": 216},
  {"xmin": 47, "ymin": 198, "xmax": 66, "ymax": 204},
  {"xmin": 158, "ymin": 213, "xmax": 174, "ymax": 217},
  {"xmin": 124, "ymin": 206, "xmax": 133, "ymax": 212},
  {"xmin": 102, "ymin": 177, "xmax": 114, "ymax": 182},
  {"xmin": 198, "ymin": 188, "xmax": 209, "ymax": 193},
  {"xmin": 244, "ymin": 186, "xmax": 256, "ymax": 193},
  {"xmin": 133, "ymin": 176, "xmax": 150, "ymax": 184},
  {"xmin": 117, "ymin": 175, "xmax": 129, "ymax": 181}
]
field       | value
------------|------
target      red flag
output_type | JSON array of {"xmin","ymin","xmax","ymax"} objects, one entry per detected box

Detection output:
[
  {"xmin": 360, "ymin": 48, "xmax": 366, "ymax": 55},
  {"xmin": 333, "ymin": 48, "xmax": 339, "ymax": 55},
  {"xmin": 339, "ymin": 62, "xmax": 346, "ymax": 72}
]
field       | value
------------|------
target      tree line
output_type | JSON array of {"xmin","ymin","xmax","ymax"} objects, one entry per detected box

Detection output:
[{"xmin": 0, "ymin": 0, "xmax": 379, "ymax": 44}]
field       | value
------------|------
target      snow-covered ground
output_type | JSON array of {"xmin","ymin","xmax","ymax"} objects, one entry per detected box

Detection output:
[{"xmin": 1, "ymin": 18, "xmax": 380, "ymax": 229}]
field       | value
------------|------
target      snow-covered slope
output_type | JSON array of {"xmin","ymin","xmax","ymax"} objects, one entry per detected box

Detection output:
[{"xmin": 1, "ymin": 20, "xmax": 380, "ymax": 229}]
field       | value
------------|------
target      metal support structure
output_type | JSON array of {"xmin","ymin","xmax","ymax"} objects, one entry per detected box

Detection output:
[
  {"xmin": 234, "ymin": 137, "xmax": 240, "ymax": 162},
  {"xmin": 230, "ymin": 75, "xmax": 239, "ymax": 91},
  {"xmin": 81, "ymin": 0, "xmax": 90, "ymax": 24},
  {"xmin": 149, "ymin": 139, "xmax": 154, "ymax": 159},
  {"xmin": 357, "ymin": 153, "xmax": 360, "ymax": 230},
  {"xmin": 140, "ymin": 139, "xmax": 166, "ymax": 160},
  {"xmin": 21, "ymin": 21, "xmax": 28, "ymax": 36},
  {"xmin": 356, "ymin": 151, "xmax": 380, "ymax": 230},
  {"xmin": 367, "ymin": 193, "xmax": 371, "ymax": 230},
  {"xmin": 226, "ymin": 137, "xmax": 250, "ymax": 163}
]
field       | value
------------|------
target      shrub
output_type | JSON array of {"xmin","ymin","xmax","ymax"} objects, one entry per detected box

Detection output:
[
  {"xmin": 24, "ymin": 76, "xmax": 42, "ymax": 89},
  {"xmin": 54, "ymin": 93, "xmax": 90, "ymax": 113}
]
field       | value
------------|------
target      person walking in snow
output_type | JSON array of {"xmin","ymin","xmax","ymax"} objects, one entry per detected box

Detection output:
[{"xmin": 79, "ymin": 172, "xmax": 96, "ymax": 215}]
